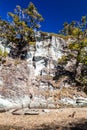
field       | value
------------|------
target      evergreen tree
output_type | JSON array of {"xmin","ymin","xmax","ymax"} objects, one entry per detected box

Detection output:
[
  {"xmin": 58, "ymin": 16, "xmax": 87, "ymax": 92},
  {"xmin": 0, "ymin": 2, "xmax": 43, "ymax": 59}
]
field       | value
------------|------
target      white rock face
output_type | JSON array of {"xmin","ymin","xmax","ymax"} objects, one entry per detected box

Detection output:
[
  {"xmin": 1, "ymin": 34, "xmax": 86, "ymax": 110},
  {"xmin": 26, "ymin": 35, "xmax": 66, "ymax": 108},
  {"xmin": 0, "ymin": 34, "xmax": 67, "ymax": 110},
  {"xmin": 0, "ymin": 96, "xmax": 30, "ymax": 111},
  {"xmin": 27, "ymin": 36, "xmax": 65, "ymax": 78}
]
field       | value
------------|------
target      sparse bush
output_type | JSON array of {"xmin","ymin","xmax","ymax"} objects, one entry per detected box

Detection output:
[{"xmin": 0, "ymin": 48, "xmax": 8, "ymax": 64}]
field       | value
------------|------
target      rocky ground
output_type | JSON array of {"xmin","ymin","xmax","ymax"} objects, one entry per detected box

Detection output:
[{"xmin": 0, "ymin": 108, "xmax": 87, "ymax": 130}]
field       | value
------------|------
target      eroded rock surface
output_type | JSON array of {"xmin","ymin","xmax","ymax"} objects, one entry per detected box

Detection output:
[{"xmin": 0, "ymin": 33, "xmax": 87, "ymax": 111}]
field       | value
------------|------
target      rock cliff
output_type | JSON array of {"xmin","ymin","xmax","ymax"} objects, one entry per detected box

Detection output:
[{"xmin": 0, "ymin": 33, "xmax": 87, "ymax": 111}]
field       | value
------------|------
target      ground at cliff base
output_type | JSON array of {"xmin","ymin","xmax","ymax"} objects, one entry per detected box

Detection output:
[{"xmin": 0, "ymin": 108, "xmax": 87, "ymax": 130}]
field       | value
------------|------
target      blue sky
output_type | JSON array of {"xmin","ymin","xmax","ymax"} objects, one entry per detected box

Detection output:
[{"xmin": 0, "ymin": 0, "xmax": 87, "ymax": 33}]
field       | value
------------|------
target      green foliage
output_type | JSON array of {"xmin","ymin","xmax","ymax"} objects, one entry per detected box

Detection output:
[
  {"xmin": 0, "ymin": 48, "xmax": 8, "ymax": 57},
  {"xmin": 71, "ymin": 28, "xmax": 82, "ymax": 37},
  {"xmin": 58, "ymin": 56, "xmax": 68, "ymax": 64},
  {"xmin": 61, "ymin": 16, "xmax": 87, "ymax": 36},
  {"xmin": 78, "ymin": 76, "xmax": 87, "ymax": 88},
  {"xmin": 59, "ymin": 16, "xmax": 87, "ymax": 92},
  {"xmin": 0, "ymin": 48, "xmax": 8, "ymax": 64},
  {"xmin": 80, "ymin": 49, "xmax": 87, "ymax": 64},
  {"xmin": 81, "ymin": 16, "xmax": 86, "ymax": 24},
  {"xmin": 68, "ymin": 42, "xmax": 81, "ymax": 51},
  {"xmin": 27, "ymin": 2, "xmax": 44, "ymax": 29},
  {"xmin": 0, "ymin": 2, "xmax": 44, "ymax": 59},
  {"xmin": 82, "ymin": 38, "xmax": 87, "ymax": 47},
  {"xmin": 29, "ymin": 42, "xmax": 36, "ymax": 45}
]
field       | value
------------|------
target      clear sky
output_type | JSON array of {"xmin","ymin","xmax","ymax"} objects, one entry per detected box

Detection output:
[{"xmin": 0, "ymin": 0, "xmax": 87, "ymax": 33}]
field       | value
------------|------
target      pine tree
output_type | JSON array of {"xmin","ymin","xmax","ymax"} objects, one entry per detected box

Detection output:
[
  {"xmin": 0, "ymin": 2, "xmax": 44, "ymax": 59},
  {"xmin": 58, "ymin": 16, "xmax": 87, "ymax": 92}
]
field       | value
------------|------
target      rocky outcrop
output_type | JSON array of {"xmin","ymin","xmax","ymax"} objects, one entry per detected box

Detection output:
[{"xmin": 0, "ymin": 33, "xmax": 87, "ymax": 111}]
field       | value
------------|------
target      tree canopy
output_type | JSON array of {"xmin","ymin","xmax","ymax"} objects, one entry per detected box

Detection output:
[
  {"xmin": 0, "ymin": 2, "xmax": 43, "ymax": 59},
  {"xmin": 58, "ymin": 16, "xmax": 87, "ymax": 92}
]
